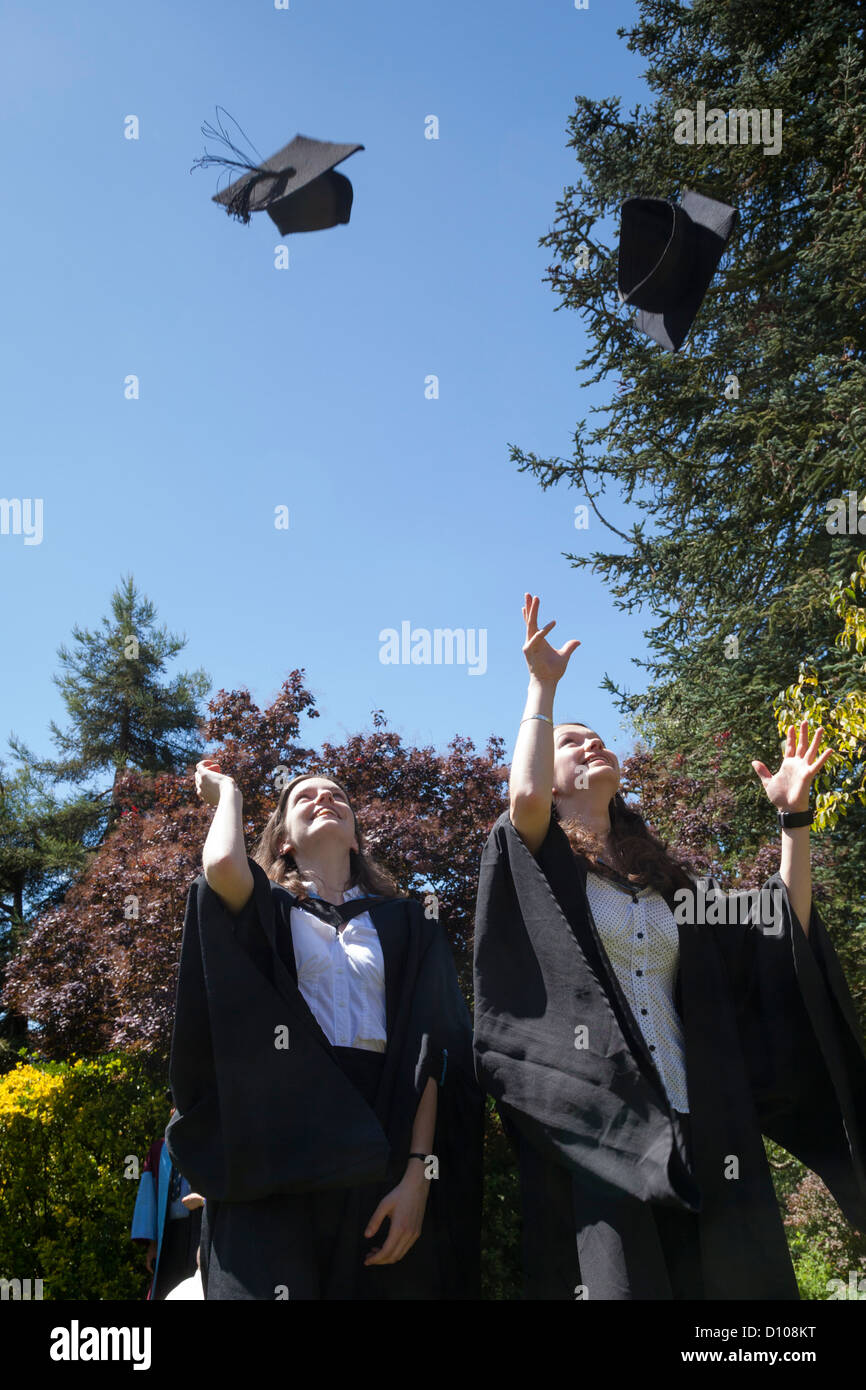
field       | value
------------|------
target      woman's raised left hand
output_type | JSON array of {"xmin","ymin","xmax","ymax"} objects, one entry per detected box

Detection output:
[{"xmin": 751, "ymin": 720, "xmax": 834, "ymax": 814}]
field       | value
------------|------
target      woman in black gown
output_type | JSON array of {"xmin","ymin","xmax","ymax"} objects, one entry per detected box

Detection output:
[
  {"xmin": 167, "ymin": 762, "xmax": 482, "ymax": 1300},
  {"xmin": 473, "ymin": 593, "xmax": 866, "ymax": 1300}
]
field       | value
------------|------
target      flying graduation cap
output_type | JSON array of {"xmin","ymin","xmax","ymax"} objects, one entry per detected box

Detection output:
[
  {"xmin": 617, "ymin": 188, "xmax": 738, "ymax": 351},
  {"xmin": 193, "ymin": 109, "xmax": 364, "ymax": 235}
]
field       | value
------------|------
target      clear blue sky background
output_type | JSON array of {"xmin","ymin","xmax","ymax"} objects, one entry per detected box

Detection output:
[{"xmin": 2, "ymin": 0, "xmax": 656, "ymax": 780}]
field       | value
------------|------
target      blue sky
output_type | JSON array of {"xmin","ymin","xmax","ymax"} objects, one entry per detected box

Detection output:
[{"xmin": 1, "ymin": 0, "xmax": 655, "ymax": 781}]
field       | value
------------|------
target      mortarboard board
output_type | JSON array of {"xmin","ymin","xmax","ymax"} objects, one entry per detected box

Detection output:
[
  {"xmin": 193, "ymin": 111, "xmax": 364, "ymax": 235},
  {"xmin": 617, "ymin": 188, "xmax": 738, "ymax": 352}
]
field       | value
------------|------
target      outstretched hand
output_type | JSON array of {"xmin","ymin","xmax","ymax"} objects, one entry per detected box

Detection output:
[
  {"xmin": 751, "ymin": 721, "xmax": 834, "ymax": 814},
  {"xmin": 522, "ymin": 593, "xmax": 580, "ymax": 685}
]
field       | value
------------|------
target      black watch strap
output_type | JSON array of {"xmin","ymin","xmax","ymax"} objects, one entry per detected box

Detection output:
[{"xmin": 778, "ymin": 809, "xmax": 813, "ymax": 829}]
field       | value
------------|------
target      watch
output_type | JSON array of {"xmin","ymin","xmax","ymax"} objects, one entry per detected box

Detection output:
[{"xmin": 777, "ymin": 809, "xmax": 813, "ymax": 829}]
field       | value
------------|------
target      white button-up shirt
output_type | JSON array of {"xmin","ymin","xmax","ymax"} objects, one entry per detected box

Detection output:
[
  {"xmin": 290, "ymin": 884, "xmax": 387, "ymax": 1053},
  {"xmin": 585, "ymin": 870, "xmax": 689, "ymax": 1113}
]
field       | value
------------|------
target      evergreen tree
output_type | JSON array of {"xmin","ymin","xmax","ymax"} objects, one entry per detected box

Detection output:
[
  {"xmin": 0, "ymin": 761, "xmax": 102, "ymax": 1048},
  {"xmin": 511, "ymin": 0, "xmax": 866, "ymax": 868},
  {"xmin": 10, "ymin": 575, "xmax": 210, "ymax": 798}
]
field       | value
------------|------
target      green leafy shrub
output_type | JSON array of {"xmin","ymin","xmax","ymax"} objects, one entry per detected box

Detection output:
[
  {"xmin": 480, "ymin": 1099, "xmax": 522, "ymax": 1300},
  {"xmin": 0, "ymin": 1052, "xmax": 167, "ymax": 1300}
]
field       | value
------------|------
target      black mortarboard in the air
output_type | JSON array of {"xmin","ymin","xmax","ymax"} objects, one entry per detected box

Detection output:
[
  {"xmin": 193, "ymin": 110, "xmax": 364, "ymax": 235},
  {"xmin": 617, "ymin": 188, "xmax": 738, "ymax": 351}
]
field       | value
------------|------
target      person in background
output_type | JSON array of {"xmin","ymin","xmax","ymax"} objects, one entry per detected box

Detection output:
[{"xmin": 130, "ymin": 1095, "xmax": 203, "ymax": 1300}]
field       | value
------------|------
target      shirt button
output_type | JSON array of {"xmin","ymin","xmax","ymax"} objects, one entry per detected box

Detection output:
[
  {"xmin": 641, "ymin": 1008, "xmax": 648, "ymax": 1015},
  {"xmin": 636, "ymin": 969, "xmax": 643, "ymax": 976},
  {"xmin": 637, "ymin": 932, "xmax": 644, "ymax": 939},
  {"xmin": 649, "ymin": 1044, "xmax": 656, "ymax": 1051}
]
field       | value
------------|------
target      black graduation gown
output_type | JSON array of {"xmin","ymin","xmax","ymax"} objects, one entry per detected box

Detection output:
[
  {"xmin": 473, "ymin": 811, "xmax": 866, "ymax": 1300},
  {"xmin": 166, "ymin": 858, "xmax": 483, "ymax": 1299}
]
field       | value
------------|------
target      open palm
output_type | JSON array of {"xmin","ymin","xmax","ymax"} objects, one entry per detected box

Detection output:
[
  {"xmin": 522, "ymin": 593, "xmax": 580, "ymax": 684},
  {"xmin": 751, "ymin": 721, "xmax": 834, "ymax": 813}
]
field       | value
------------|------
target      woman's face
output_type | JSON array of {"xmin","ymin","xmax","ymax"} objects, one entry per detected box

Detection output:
[
  {"xmin": 552, "ymin": 724, "xmax": 621, "ymax": 800},
  {"xmin": 279, "ymin": 777, "xmax": 359, "ymax": 859}
]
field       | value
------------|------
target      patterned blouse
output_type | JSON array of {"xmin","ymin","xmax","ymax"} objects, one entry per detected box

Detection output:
[{"xmin": 585, "ymin": 869, "xmax": 690, "ymax": 1113}]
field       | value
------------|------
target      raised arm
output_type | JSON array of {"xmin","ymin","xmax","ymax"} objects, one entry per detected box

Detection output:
[
  {"xmin": 509, "ymin": 594, "xmax": 580, "ymax": 854},
  {"xmin": 751, "ymin": 721, "xmax": 834, "ymax": 938},
  {"xmin": 195, "ymin": 758, "xmax": 255, "ymax": 914}
]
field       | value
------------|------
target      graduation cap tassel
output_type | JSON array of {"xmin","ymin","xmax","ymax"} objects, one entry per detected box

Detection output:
[
  {"xmin": 224, "ymin": 170, "xmax": 291, "ymax": 225},
  {"xmin": 190, "ymin": 108, "xmax": 271, "ymax": 224}
]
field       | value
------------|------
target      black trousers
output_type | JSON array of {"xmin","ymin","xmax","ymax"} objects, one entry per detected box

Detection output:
[
  {"xmin": 518, "ymin": 1111, "xmax": 704, "ymax": 1301},
  {"xmin": 201, "ymin": 1048, "xmax": 440, "ymax": 1301}
]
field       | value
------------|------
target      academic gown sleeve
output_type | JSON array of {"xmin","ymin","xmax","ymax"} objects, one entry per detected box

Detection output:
[
  {"xmin": 473, "ymin": 811, "xmax": 699, "ymax": 1211},
  {"xmin": 130, "ymin": 1170, "xmax": 156, "ymax": 1242},
  {"xmin": 703, "ymin": 873, "xmax": 866, "ymax": 1229},
  {"xmin": 390, "ymin": 904, "xmax": 485, "ymax": 1299},
  {"xmin": 165, "ymin": 858, "xmax": 391, "ymax": 1202}
]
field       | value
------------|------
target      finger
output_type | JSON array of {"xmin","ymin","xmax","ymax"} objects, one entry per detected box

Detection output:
[
  {"xmin": 751, "ymin": 760, "xmax": 772, "ymax": 782},
  {"xmin": 366, "ymin": 1217, "xmax": 407, "ymax": 1265},
  {"xmin": 393, "ymin": 1230, "xmax": 418, "ymax": 1262},
  {"xmin": 557, "ymin": 639, "xmax": 581, "ymax": 658},
  {"xmin": 526, "ymin": 620, "xmax": 556, "ymax": 647},
  {"xmin": 365, "ymin": 1226, "xmax": 406, "ymax": 1266},
  {"xmin": 805, "ymin": 726, "xmax": 824, "ymax": 761},
  {"xmin": 796, "ymin": 720, "xmax": 809, "ymax": 759},
  {"xmin": 525, "ymin": 595, "xmax": 540, "ymax": 639},
  {"xmin": 364, "ymin": 1200, "xmax": 390, "ymax": 1240},
  {"xmin": 785, "ymin": 726, "xmax": 797, "ymax": 757},
  {"xmin": 810, "ymin": 748, "xmax": 834, "ymax": 775}
]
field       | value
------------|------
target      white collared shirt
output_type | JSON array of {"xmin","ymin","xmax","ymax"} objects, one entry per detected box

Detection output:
[
  {"xmin": 585, "ymin": 870, "xmax": 689, "ymax": 1113},
  {"xmin": 290, "ymin": 883, "xmax": 387, "ymax": 1053}
]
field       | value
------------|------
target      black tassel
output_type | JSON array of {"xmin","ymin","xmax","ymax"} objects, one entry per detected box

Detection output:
[{"xmin": 191, "ymin": 107, "xmax": 282, "ymax": 224}]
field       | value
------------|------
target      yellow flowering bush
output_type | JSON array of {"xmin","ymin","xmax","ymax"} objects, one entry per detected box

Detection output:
[
  {"xmin": 774, "ymin": 551, "xmax": 866, "ymax": 831},
  {"xmin": 0, "ymin": 1053, "xmax": 167, "ymax": 1300}
]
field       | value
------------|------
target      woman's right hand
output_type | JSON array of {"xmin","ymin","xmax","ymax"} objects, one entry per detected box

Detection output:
[
  {"xmin": 522, "ymin": 593, "xmax": 580, "ymax": 685},
  {"xmin": 194, "ymin": 758, "xmax": 235, "ymax": 807}
]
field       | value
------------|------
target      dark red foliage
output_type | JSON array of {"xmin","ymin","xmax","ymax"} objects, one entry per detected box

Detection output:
[
  {"xmin": 6, "ymin": 675, "xmax": 507, "ymax": 1063},
  {"xmin": 10, "ymin": 686, "xmax": 822, "ymax": 1067}
]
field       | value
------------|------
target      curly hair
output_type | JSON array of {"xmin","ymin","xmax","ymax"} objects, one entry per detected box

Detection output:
[
  {"xmin": 554, "ymin": 792, "xmax": 693, "ymax": 896},
  {"xmin": 250, "ymin": 772, "xmax": 401, "ymax": 900}
]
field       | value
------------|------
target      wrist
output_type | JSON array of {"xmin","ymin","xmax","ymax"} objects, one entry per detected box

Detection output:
[
  {"xmin": 218, "ymin": 778, "xmax": 241, "ymax": 802},
  {"xmin": 527, "ymin": 674, "xmax": 558, "ymax": 694}
]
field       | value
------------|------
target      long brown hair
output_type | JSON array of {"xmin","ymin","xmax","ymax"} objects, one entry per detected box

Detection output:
[
  {"xmin": 553, "ymin": 723, "xmax": 692, "ymax": 896},
  {"xmin": 251, "ymin": 773, "xmax": 401, "ymax": 900}
]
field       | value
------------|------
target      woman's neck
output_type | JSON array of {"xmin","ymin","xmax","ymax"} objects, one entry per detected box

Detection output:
[
  {"xmin": 556, "ymin": 796, "xmax": 626, "ymax": 873},
  {"xmin": 555, "ymin": 793, "xmax": 612, "ymax": 842},
  {"xmin": 293, "ymin": 849, "xmax": 353, "ymax": 904}
]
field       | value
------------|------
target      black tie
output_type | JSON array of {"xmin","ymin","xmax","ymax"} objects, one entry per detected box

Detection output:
[{"xmin": 296, "ymin": 895, "xmax": 382, "ymax": 931}]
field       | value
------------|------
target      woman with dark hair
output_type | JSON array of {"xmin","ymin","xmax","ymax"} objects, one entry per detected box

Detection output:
[
  {"xmin": 166, "ymin": 761, "xmax": 482, "ymax": 1300},
  {"xmin": 473, "ymin": 594, "xmax": 866, "ymax": 1300}
]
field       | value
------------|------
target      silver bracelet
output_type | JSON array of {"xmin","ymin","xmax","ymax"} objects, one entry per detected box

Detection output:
[{"xmin": 520, "ymin": 714, "xmax": 554, "ymax": 725}]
